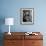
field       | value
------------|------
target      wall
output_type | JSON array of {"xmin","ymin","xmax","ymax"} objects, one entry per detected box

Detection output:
[
  {"xmin": 0, "ymin": 0, "xmax": 46, "ymax": 46},
  {"xmin": 0, "ymin": 0, "xmax": 46, "ymax": 32}
]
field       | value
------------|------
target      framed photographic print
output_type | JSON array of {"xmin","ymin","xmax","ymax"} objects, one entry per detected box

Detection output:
[{"xmin": 20, "ymin": 8, "xmax": 34, "ymax": 24}]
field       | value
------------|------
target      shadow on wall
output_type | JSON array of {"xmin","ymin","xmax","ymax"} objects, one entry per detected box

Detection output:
[
  {"xmin": 0, "ymin": 16, "xmax": 5, "ymax": 46},
  {"xmin": 0, "ymin": 16, "xmax": 5, "ymax": 32}
]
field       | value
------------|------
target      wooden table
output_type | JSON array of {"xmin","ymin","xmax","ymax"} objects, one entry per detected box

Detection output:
[{"xmin": 4, "ymin": 32, "xmax": 43, "ymax": 46}]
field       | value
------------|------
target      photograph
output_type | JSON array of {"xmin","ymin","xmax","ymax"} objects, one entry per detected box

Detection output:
[{"xmin": 20, "ymin": 8, "xmax": 34, "ymax": 24}]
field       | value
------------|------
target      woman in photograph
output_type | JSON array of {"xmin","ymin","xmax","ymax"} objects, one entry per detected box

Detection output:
[{"xmin": 23, "ymin": 11, "xmax": 32, "ymax": 22}]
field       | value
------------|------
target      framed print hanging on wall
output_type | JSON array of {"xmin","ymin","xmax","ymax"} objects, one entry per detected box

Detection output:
[{"xmin": 20, "ymin": 8, "xmax": 34, "ymax": 25}]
